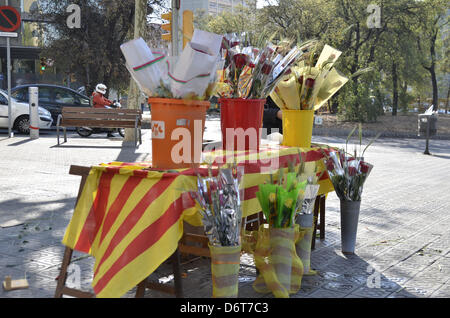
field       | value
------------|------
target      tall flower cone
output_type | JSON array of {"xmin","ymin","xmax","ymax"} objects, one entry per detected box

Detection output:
[
  {"xmin": 295, "ymin": 226, "xmax": 317, "ymax": 275},
  {"xmin": 253, "ymin": 225, "xmax": 305, "ymax": 298},
  {"xmin": 295, "ymin": 213, "xmax": 317, "ymax": 275},
  {"xmin": 209, "ymin": 243, "xmax": 241, "ymax": 298}
]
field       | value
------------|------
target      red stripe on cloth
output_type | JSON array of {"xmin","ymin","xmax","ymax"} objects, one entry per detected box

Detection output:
[
  {"xmin": 93, "ymin": 194, "xmax": 194, "ymax": 295},
  {"xmin": 132, "ymin": 169, "xmax": 150, "ymax": 178},
  {"xmin": 98, "ymin": 176, "xmax": 144, "ymax": 246},
  {"xmin": 93, "ymin": 176, "xmax": 178, "ymax": 277},
  {"xmin": 244, "ymin": 185, "xmax": 259, "ymax": 201},
  {"xmin": 74, "ymin": 172, "xmax": 115, "ymax": 252}
]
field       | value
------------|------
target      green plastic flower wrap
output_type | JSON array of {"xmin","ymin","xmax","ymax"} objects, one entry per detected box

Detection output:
[
  {"xmin": 256, "ymin": 171, "xmax": 307, "ymax": 230},
  {"xmin": 252, "ymin": 169, "xmax": 308, "ymax": 297}
]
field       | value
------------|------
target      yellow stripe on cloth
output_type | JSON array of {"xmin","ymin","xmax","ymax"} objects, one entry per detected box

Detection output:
[
  {"xmin": 62, "ymin": 167, "xmax": 102, "ymax": 252},
  {"xmin": 92, "ymin": 177, "xmax": 197, "ymax": 287},
  {"xmin": 91, "ymin": 176, "xmax": 163, "ymax": 275},
  {"xmin": 94, "ymin": 213, "xmax": 190, "ymax": 298}
]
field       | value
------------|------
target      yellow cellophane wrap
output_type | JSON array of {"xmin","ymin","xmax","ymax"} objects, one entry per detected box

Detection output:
[
  {"xmin": 209, "ymin": 243, "xmax": 241, "ymax": 298},
  {"xmin": 246, "ymin": 224, "xmax": 305, "ymax": 298}
]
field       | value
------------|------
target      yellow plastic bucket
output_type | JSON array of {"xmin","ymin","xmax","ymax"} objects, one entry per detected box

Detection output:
[{"xmin": 282, "ymin": 110, "xmax": 314, "ymax": 148}]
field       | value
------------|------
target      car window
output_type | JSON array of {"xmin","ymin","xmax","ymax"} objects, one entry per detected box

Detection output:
[
  {"xmin": 11, "ymin": 88, "xmax": 28, "ymax": 102},
  {"xmin": 76, "ymin": 94, "xmax": 91, "ymax": 106},
  {"xmin": 0, "ymin": 94, "xmax": 7, "ymax": 105},
  {"xmin": 39, "ymin": 88, "xmax": 53, "ymax": 103},
  {"xmin": 54, "ymin": 88, "xmax": 77, "ymax": 105}
]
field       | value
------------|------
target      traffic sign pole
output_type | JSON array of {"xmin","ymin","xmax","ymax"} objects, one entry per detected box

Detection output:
[
  {"xmin": 7, "ymin": 35, "xmax": 12, "ymax": 138},
  {"xmin": 0, "ymin": 1, "xmax": 22, "ymax": 138}
]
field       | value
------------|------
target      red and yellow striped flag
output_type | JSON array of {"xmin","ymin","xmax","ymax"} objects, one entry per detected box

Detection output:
[{"xmin": 62, "ymin": 145, "xmax": 335, "ymax": 298}]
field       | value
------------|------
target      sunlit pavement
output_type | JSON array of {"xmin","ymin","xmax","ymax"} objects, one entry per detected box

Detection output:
[{"xmin": 1, "ymin": 118, "xmax": 449, "ymax": 298}]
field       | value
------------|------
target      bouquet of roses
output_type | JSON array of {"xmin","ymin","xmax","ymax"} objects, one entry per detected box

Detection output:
[
  {"xmin": 270, "ymin": 43, "xmax": 350, "ymax": 111},
  {"xmin": 189, "ymin": 165, "xmax": 244, "ymax": 247},
  {"xmin": 216, "ymin": 34, "xmax": 318, "ymax": 99},
  {"xmin": 256, "ymin": 165, "xmax": 308, "ymax": 229},
  {"xmin": 322, "ymin": 126, "xmax": 379, "ymax": 202}
]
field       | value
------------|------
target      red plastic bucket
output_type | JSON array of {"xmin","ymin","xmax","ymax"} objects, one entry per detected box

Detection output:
[{"xmin": 220, "ymin": 98, "xmax": 265, "ymax": 151}]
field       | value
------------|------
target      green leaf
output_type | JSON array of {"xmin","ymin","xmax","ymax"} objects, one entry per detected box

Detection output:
[{"xmin": 362, "ymin": 132, "xmax": 382, "ymax": 157}]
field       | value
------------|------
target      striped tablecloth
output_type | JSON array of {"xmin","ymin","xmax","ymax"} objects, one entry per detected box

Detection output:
[{"xmin": 62, "ymin": 144, "xmax": 335, "ymax": 297}]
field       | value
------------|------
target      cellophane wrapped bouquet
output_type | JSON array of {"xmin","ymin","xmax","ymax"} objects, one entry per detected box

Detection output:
[
  {"xmin": 189, "ymin": 165, "xmax": 245, "ymax": 298},
  {"xmin": 322, "ymin": 126, "xmax": 378, "ymax": 202},
  {"xmin": 189, "ymin": 165, "xmax": 244, "ymax": 247},
  {"xmin": 256, "ymin": 167, "xmax": 308, "ymax": 229},
  {"xmin": 270, "ymin": 44, "xmax": 349, "ymax": 111},
  {"xmin": 120, "ymin": 29, "xmax": 224, "ymax": 100},
  {"xmin": 215, "ymin": 34, "xmax": 318, "ymax": 99}
]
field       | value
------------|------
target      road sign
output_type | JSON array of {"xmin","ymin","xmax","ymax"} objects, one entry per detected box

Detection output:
[
  {"xmin": 0, "ymin": 6, "xmax": 21, "ymax": 32},
  {"xmin": 0, "ymin": 31, "xmax": 17, "ymax": 37}
]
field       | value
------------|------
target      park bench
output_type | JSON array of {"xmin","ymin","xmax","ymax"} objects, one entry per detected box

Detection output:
[{"xmin": 56, "ymin": 107, "xmax": 142, "ymax": 147}]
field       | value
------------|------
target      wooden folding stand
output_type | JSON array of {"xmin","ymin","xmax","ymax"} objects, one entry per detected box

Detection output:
[{"xmin": 54, "ymin": 166, "xmax": 327, "ymax": 298}]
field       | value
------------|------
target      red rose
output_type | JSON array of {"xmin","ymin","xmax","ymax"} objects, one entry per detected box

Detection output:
[
  {"xmin": 261, "ymin": 62, "xmax": 273, "ymax": 75},
  {"xmin": 326, "ymin": 160, "xmax": 334, "ymax": 171},
  {"xmin": 305, "ymin": 78, "xmax": 315, "ymax": 88},
  {"xmin": 348, "ymin": 167, "xmax": 357, "ymax": 176},
  {"xmin": 233, "ymin": 53, "xmax": 248, "ymax": 69},
  {"xmin": 360, "ymin": 163, "xmax": 369, "ymax": 173}
]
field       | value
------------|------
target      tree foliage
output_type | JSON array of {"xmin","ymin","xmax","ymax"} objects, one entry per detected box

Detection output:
[
  {"xmin": 199, "ymin": 0, "xmax": 449, "ymax": 122},
  {"xmin": 36, "ymin": 0, "xmax": 166, "ymax": 95}
]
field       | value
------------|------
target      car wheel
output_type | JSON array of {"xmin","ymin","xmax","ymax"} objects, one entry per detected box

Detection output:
[
  {"xmin": 14, "ymin": 115, "xmax": 30, "ymax": 134},
  {"xmin": 118, "ymin": 128, "xmax": 125, "ymax": 137}
]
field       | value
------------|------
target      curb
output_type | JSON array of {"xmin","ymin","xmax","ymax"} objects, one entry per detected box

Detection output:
[{"xmin": 313, "ymin": 127, "xmax": 450, "ymax": 140}]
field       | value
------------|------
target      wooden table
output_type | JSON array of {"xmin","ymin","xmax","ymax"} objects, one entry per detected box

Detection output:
[{"xmin": 57, "ymin": 144, "xmax": 335, "ymax": 298}]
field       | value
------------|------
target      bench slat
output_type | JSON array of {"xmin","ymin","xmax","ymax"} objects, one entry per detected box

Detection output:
[
  {"xmin": 62, "ymin": 107, "xmax": 141, "ymax": 114},
  {"xmin": 61, "ymin": 113, "xmax": 140, "ymax": 120},
  {"xmin": 60, "ymin": 119, "xmax": 138, "ymax": 128}
]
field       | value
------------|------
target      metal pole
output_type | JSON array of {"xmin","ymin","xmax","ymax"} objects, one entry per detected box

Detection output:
[
  {"xmin": 424, "ymin": 117, "xmax": 431, "ymax": 155},
  {"xmin": 172, "ymin": 0, "xmax": 180, "ymax": 57},
  {"xmin": 6, "ymin": 0, "xmax": 13, "ymax": 138}
]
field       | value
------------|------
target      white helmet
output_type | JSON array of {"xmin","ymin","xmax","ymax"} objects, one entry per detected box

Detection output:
[{"xmin": 95, "ymin": 83, "xmax": 107, "ymax": 95}]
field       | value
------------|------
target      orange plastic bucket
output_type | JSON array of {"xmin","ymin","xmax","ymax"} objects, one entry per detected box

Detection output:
[
  {"xmin": 220, "ymin": 98, "xmax": 265, "ymax": 151},
  {"xmin": 148, "ymin": 98, "xmax": 210, "ymax": 170}
]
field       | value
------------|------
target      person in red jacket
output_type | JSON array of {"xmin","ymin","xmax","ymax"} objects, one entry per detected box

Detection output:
[
  {"xmin": 92, "ymin": 83, "xmax": 114, "ymax": 108},
  {"xmin": 92, "ymin": 83, "xmax": 115, "ymax": 137}
]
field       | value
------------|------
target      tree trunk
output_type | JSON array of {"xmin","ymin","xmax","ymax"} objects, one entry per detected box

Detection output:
[
  {"xmin": 429, "ymin": 65, "xmax": 438, "ymax": 111},
  {"xmin": 392, "ymin": 62, "xmax": 398, "ymax": 116},
  {"xmin": 125, "ymin": 0, "xmax": 148, "ymax": 143},
  {"xmin": 446, "ymin": 83, "xmax": 449, "ymax": 114}
]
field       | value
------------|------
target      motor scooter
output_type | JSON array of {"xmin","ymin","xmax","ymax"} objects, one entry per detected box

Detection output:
[{"xmin": 76, "ymin": 101, "xmax": 125, "ymax": 138}]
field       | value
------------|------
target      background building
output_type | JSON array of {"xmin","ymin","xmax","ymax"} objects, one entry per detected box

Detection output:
[
  {"xmin": 0, "ymin": 0, "xmax": 61, "ymax": 90},
  {"xmin": 180, "ymin": 0, "xmax": 250, "ymax": 16}
]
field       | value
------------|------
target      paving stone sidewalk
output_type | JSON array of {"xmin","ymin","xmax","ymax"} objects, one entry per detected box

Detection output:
[{"xmin": 0, "ymin": 124, "xmax": 449, "ymax": 298}]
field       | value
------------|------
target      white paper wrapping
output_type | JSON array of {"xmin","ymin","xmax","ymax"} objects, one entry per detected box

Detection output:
[
  {"xmin": 120, "ymin": 38, "xmax": 164, "ymax": 96},
  {"xmin": 170, "ymin": 30, "xmax": 223, "ymax": 99}
]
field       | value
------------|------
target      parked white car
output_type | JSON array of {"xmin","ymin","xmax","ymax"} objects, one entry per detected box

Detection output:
[{"xmin": 0, "ymin": 89, "xmax": 53, "ymax": 134}]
